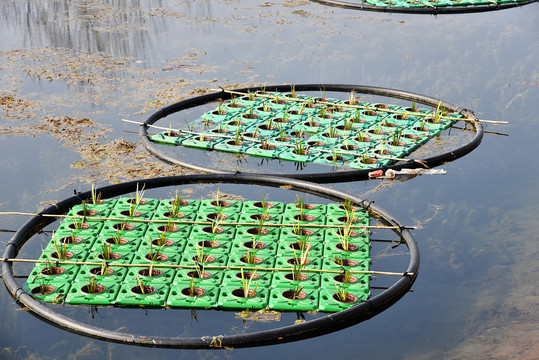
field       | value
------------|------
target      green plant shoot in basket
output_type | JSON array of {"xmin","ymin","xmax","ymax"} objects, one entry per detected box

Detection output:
[
  {"xmin": 241, "ymin": 269, "xmax": 258, "ymax": 297},
  {"xmin": 91, "ymin": 183, "xmax": 101, "ymax": 205}
]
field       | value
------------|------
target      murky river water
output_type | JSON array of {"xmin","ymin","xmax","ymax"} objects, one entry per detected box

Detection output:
[{"xmin": 1, "ymin": 1, "xmax": 538, "ymax": 359}]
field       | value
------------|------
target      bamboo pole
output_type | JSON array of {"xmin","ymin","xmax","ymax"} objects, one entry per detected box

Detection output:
[
  {"xmin": 123, "ymin": 119, "xmax": 431, "ymax": 165},
  {"xmin": 210, "ymin": 88, "xmax": 506, "ymax": 124},
  {"xmin": 0, "ymin": 212, "xmax": 416, "ymax": 230},
  {"xmin": 0, "ymin": 257, "xmax": 412, "ymax": 276}
]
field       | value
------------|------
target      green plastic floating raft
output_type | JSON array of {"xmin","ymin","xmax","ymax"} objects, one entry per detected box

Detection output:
[
  {"xmin": 25, "ymin": 197, "xmax": 372, "ymax": 313},
  {"xmin": 150, "ymin": 91, "xmax": 458, "ymax": 170},
  {"xmin": 310, "ymin": 0, "xmax": 537, "ymax": 14}
]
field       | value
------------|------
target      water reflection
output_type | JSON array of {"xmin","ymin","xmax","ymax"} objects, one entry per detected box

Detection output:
[{"xmin": 0, "ymin": 0, "xmax": 168, "ymax": 59}]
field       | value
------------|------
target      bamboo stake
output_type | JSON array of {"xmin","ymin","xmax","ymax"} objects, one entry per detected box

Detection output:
[
  {"xmin": 123, "ymin": 119, "xmax": 429, "ymax": 165},
  {"xmin": 0, "ymin": 257, "xmax": 412, "ymax": 276},
  {"xmin": 210, "ymin": 88, "xmax": 506, "ymax": 124},
  {"xmin": 0, "ymin": 212, "xmax": 416, "ymax": 230}
]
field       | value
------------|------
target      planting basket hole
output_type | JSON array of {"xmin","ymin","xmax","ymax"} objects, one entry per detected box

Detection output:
[
  {"xmin": 61, "ymin": 236, "xmax": 82, "ymax": 245},
  {"xmin": 76, "ymin": 209, "xmax": 98, "ymax": 217},
  {"xmin": 235, "ymin": 271, "xmax": 260, "ymax": 280},
  {"xmin": 157, "ymin": 225, "xmax": 179, "ymax": 232},
  {"xmin": 98, "ymin": 253, "xmax": 121, "ymax": 261},
  {"xmin": 206, "ymin": 213, "xmax": 227, "ymax": 221},
  {"xmin": 243, "ymin": 241, "xmax": 266, "ymax": 250},
  {"xmin": 51, "ymin": 251, "xmax": 73, "ymax": 260},
  {"xmin": 336, "ymin": 243, "xmax": 359, "ymax": 252},
  {"xmin": 249, "ymin": 213, "xmax": 271, "ymax": 221},
  {"xmin": 68, "ymin": 223, "xmax": 90, "ymax": 230},
  {"xmin": 41, "ymin": 267, "xmax": 65, "ymax": 276},
  {"xmin": 282, "ymin": 290, "xmax": 307, "ymax": 300},
  {"xmin": 333, "ymin": 293, "xmax": 358, "ymax": 304},
  {"xmin": 240, "ymin": 256, "xmax": 263, "ymax": 265},
  {"xmin": 202, "ymin": 226, "xmax": 224, "ymax": 234},
  {"xmin": 246, "ymin": 228, "xmax": 269, "ymax": 235},
  {"xmin": 334, "ymin": 274, "xmax": 358, "ymax": 284},
  {"xmin": 138, "ymin": 268, "xmax": 163, "ymax": 277},
  {"xmin": 90, "ymin": 267, "xmax": 114, "ymax": 276},
  {"xmin": 106, "ymin": 237, "xmax": 129, "ymax": 245},
  {"xmin": 146, "ymin": 253, "xmax": 168, "ymax": 262},
  {"xmin": 163, "ymin": 212, "xmax": 184, "ymax": 218},
  {"xmin": 120, "ymin": 210, "xmax": 142, "ymax": 217},
  {"xmin": 113, "ymin": 223, "xmax": 135, "ymax": 231},
  {"xmin": 81, "ymin": 284, "xmax": 106, "ymax": 295},
  {"xmin": 4, "ymin": 174, "xmax": 419, "ymax": 349},
  {"xmin": 284, "ymin": 273, "xmax": 309, "ymax": 281},
  {"xmin": 198, "ymin": 240, "xmax": 220, "ymax": 248},
  {"xmin": 287, "ymin": 258, "xmax": 310, "ymax": 266},
  {"xmin": 31, "ymin": 285, "xmax": 56, "ymax": 296},
  {"xmin": 131, "ymin": 285, "xmax": 156, "ymax": 295},
  {"xmin": 188, "ymin": 271, "xmax": 211, "ymax": 279},
  {"xmin": 151, "ymin": 238, "xmax": 173, "ymax": 247},
  {"xmin": 333, "ymin": 258, "xmax": 358, "ymax": 267},
  {"xmin": 192, "ymin": 254, "xmax": 215, "ymax": 263},
  {"xmin": 181, "ymin": 287, "xmax": 206, "ymax": 297},
  {"xmin": 232, "ymin": 289, "xmax": 257, "ymax": 298},
  {"xmin": 140, "ymin": 84, "xmax": 483, "ymax": 183}
]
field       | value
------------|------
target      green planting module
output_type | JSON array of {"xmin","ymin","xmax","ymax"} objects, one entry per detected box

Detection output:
[
  {"xmin": 356, "ymin": 0, "xmax": 529, "ymax": 8},
  {"xmin": 150, "ymin": 91, "xmax": 460, "ymax": 169},
  {"xmin": 25, "ymin": 197, "xmax": 371, "ymax": 313}
]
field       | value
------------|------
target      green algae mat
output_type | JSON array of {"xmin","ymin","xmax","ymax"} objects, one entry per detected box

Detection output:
[
  {"xmin": 25, "ymin": 195, "xmax": 371, "ymax": 313},
  {"xmin": 150, "ymin": 91, "xmax": 460, "ymax": 170}
]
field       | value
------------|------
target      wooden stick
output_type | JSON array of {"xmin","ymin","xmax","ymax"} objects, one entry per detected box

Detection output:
[
  {"xmin": 210, "ymin": 88, "xmax": 506, "ymax": 124},
  {"xmin": 0, "ymin": 212, "xmax": 416, "ymax": 230},
  {"xmin": 0, "ymin": 257, "xmax": 412, "ymax": 276}
]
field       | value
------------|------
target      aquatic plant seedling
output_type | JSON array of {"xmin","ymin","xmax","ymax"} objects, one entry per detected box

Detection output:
[
  {"xmin": 148, "ymin": 241, "xmax": 166, "ymax": 262},
  {"xmin": 184, "ymin": 120, "xmax": 194, "ymax": 132},
  {"xmin": 131, "ymin": 183, "xmax": 146, "ymax": 206},
  {"xmin": 348, "ymin": 90, "xmax": 359, "ymax": 105},
  {"xmin": 334, "ymin": 222, "xmax": 353, "ymax": 251},
  {"xmin": 261, "ymin": 101, "xmax": 272, "ymax": 112},
  {"xmin": 135, "ymin": 275, "xmax": 147, "ymax": 294},
  {"xmin": 99, "ymin": 242, "xmax": 114, "ymax": 260},
  {"xmin": 166, "ymin": 192, "xmax": 185, "ymax": 218},
  {"xmin": 293, "ymin": 126, "xmax": 305, "ymax": 139},
  {"xmin": 293, "ymin": 284, "xmax": 304, "ymax": 299},
  {"xmin": 260, "ymin": 136, "xmax": 273, "ymax": 150},
  {"xmin": 341, "ymin": 198, "xmax": 354, "ymax": 212},
  {"xmin": 80, "ymin": 200, "xmax": 89, "ymax": 216},
  {"xmin": 240, "ymin": 268, "xmax": 259, "ymax": 297},
  {"xmin": 247, "ymin": 91, "xmax": 256, "ymax": 101},
  {"xmin": 71, "ymin": 216, "xmax": 86, "ymax": 230},
  {"xmin": 334, "ymin": 282, "xmax": 351, "ymax": 302},
  {"xmin": 296, "ymin": 233, "xmax": 311, "ymax": 251},
  {"xmin": 325, "ymin": 126, "xmax": 339, "ymax": 138},
  {"xmin": 86, "ymin": 276, "xmax": 100, "ymax": 294},
  {"xmin": 128, "ymin": 199, "xmax": 140, "ymax": 217},
  {"xmin": 210, "ymin": 206, "xmax": 226, "ymax": 234},
  {"xmin": 390, "ymin": 128, "xmax": 404, "ymax": 146},
  {"xmin": 233, "ymin": 127, "xmax": 245, "ymax": 145},
  {"xmin": 194, "ymin": 238, "xmax": 206, "ymax": 264},
  {"xmin": 342, "ymin": 119, "xmax": 354, "ymax": 131},
  {"xmin": 329, "ymin": 147, "xmax": 340, "ymax": 162},
  {"xmin": 432, "ymin": 100, "xmax": 443, "ymax": 124},
  {"xmin": 294, "ymin": 195, "xmax": 305, "ymax": 214},
  {"xmin": 242, "ymin": 250, "xmax": 258, "ymax": 264},
  {"xmin": 155, "ymin": 232, "xmax": 169, "ymax": 247},
  {"xmin": 52, "ymin": 233, "xmax": 68, "ymax": 259},
  {"xmin": 293, "ymin": 140, "xmax": 307, "ymax": 156},
  {"xmin": 291, "ymin": 238, "xmax": 311, "ymax": 267},
  {"xmin": 91, "ymin": 184, "xmax": 101, "ymax": 205}
]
